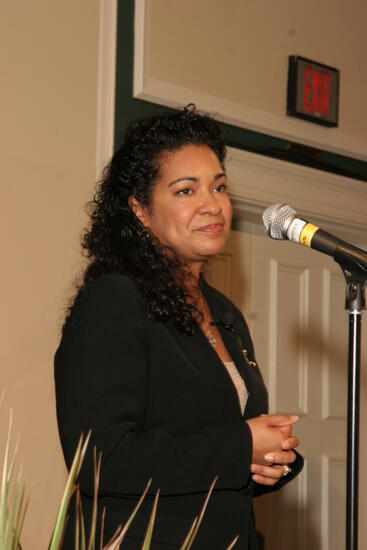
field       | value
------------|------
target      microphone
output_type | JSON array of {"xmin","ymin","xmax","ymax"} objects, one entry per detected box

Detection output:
[
  {"xmin": 262, "ymin": 204, "xmax": 367, "ymax": 273},
  {"xmin": 211, "ymin": 312, "xmax": 235, "ymax": 331}
]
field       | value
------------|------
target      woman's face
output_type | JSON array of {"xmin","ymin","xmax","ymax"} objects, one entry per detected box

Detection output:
[{"xmin": 132, "ymin": 144, "xmax": 232, "ymax": 264}]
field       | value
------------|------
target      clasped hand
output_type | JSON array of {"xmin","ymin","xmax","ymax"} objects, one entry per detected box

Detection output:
[{"xmin": 246, "ymin": 414, "xmax": 299, "ymax": 486}]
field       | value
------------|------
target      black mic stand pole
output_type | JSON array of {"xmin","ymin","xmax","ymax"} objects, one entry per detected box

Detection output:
[{"xmin": 335, "ymin": 249, "xmax": 367, "ymax": 550}]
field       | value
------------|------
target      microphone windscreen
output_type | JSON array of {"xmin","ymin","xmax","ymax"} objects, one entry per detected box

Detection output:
[{"xmin": 263, "ymin": 204, "xmax": 297, "ymax": 239}]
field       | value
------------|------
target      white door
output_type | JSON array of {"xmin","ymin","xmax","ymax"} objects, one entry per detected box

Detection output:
[{"xmin": 209, "ymin": 226, "xmax": 367, "ymax": 549}]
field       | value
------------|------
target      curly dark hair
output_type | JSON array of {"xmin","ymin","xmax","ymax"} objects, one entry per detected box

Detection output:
[{"xmin": 71, "ymin": 105, "xmax": 227, "ymax": 334}]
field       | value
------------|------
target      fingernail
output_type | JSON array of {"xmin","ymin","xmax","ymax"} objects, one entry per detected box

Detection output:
[
  {"xmin": 265, "ymin": 454, "xmax": 274, "ymax": 462},
  {"xmin": 290, "ymin": 415, "xmax": 299, "ymax": 421},
  {"xmin": 282, "ymin": 442, "xmax": 290, "ymax": 449}
]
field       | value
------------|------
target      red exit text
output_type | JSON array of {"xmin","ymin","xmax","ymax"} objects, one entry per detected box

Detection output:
[{"xmin": 304, "ymin": 66, "xmax": 331, "ymax": 116}]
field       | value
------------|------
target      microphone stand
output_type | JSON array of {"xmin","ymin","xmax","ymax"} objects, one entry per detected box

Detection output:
[{"xmin": 334, "ymin": 248, "xmax": 367, "ymax": 550}]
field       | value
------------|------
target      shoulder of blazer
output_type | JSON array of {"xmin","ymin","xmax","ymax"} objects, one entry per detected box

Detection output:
[
  {"xmin": 79, "ymin": 273, "xmax": 141, "ymax": 303},
  {"xmin": 64, "ymin": 273, "xmax": 145, "ymax": 331},
  {"xmin": 202, "ymin": 281, "xmax": 248, "ymax": 331}
]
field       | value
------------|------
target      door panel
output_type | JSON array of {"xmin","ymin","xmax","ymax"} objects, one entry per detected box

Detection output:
[{"xmin": 209, "ymin": 227, "xmax": 361, "ymax": 550}]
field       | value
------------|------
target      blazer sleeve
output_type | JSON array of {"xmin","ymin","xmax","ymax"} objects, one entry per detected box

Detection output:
[{"xmin": 55, "ymin": 276, "xmax": 253, "ymax": 498}]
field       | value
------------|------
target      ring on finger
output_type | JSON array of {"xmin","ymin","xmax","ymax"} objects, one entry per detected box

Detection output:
[{"xmin": 283, "ymin": 465, "xmax": 292, "ymax": 477}]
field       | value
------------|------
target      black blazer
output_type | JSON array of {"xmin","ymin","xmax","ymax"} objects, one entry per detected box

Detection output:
[{"xmin": 55, "ymin": 273, "xmax": 303, "ymax": 549}]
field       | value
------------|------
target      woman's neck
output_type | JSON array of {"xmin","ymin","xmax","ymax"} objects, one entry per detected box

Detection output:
[{"xmin": 186, "ymin": 260, "xmax": 203, "ymax": 281}]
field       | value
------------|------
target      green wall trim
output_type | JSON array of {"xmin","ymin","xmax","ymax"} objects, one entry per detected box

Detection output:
[{"xmin": 115, "ymin": 0, "xmax": 367, "ymax": 182}]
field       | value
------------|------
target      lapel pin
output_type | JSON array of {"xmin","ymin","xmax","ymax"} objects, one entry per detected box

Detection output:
[{"xmin": 242, "ymin": 349, "xmax": 257, "ymax": 367}]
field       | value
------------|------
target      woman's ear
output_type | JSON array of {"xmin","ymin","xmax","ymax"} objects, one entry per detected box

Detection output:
[{"xmin": 128, "ymin": 196, "xmax": 151, "ymax": 228}]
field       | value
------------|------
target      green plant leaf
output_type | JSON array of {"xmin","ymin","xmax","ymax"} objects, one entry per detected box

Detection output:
[
  {"xmin": 179, "ymin": 517, "xmax": 198, "ymax": 550},
  {"xmin": 49, "ymin": 431, "xmax": 91, "ymax": 550},
  {"xmin": 15, "ymin": 486, "xmax": 30, "ymax": 550},
  {"xmin": 87, "ymin": 448, "xmax": 102, "ymax": 550},
  {"xmin": 0, "ymin": 409, "xmax": 13, "ymax": 546},
  {"xmin": 4, "ymin": 478, "xmax": 18, "ymax": 549},
  {"xmin": 99, "ymin": 507, "xmax": 106, "ymax": 550},
  {"xmin": 79, "ymin": 493, "xmax": 86, "ymax": 550},
  {"xmin": 3, "ymin": 434, "xmax": 21, "ymax": 548},
  {"xmin": 101, "ymin": 525, "xmax": 122, "ymax": 550},
  {"xmin": 0, "ymin": 401, "xmax": 28, "ymax": 550},
  {"xmin": 141, "ymin": 489, "xmax": 159, "ymax": 550},
  {"xmin": 6, "ymin": 436, "xmax": 19, "ymax": 489},
  {"xmin": 76, "ymin": 432, "xmax": 92, "ymax": 480},
  {"xmin": 75, "ymin": 488, "xmax": 80, "ymax": 550},
  {"xmin": 12, "ymin": 483, "xmax": 30, "ymax": 550},
  {"xmin": 183, "ymin": 475, "xmax": 218, "ymax": 550},
  {"xmin": 103, "ymin": 479, "xmax": 152, "ymax": 549},
  {"xmin": 12, "ymin": 482, "xmax": 25, "ymax": 550},
  {"xmin": 226, "ymin": 534, "xmax": 240, "ymax": 549}
]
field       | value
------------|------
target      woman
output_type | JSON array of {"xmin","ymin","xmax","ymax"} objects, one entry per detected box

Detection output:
[{"xmin": 55, "ymin": 106, "xmax": 303, "ymax": 549}]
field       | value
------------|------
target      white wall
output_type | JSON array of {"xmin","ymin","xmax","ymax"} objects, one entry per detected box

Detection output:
[
  {"xmin": 135, "ymin": 0, "xmax": 367, "ymax": 159},
  {"xmin": 0, "ymin": 1, "xmax": 100, "ymax": 546}
]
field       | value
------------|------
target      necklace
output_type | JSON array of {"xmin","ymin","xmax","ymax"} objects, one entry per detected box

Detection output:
[{"xmin": 199, "ymin": 292, "xmax": 217, "ymax": 348}]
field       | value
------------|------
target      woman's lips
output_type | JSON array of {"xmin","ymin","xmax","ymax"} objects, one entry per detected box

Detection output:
[{"xmin": 196, "ymin": 223, "xmax": 224, "ymax": 234}]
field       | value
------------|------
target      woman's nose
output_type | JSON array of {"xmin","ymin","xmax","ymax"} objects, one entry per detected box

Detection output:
[{"xmin": 198, "ymin": 190, "xmax": 222, "ymax": 215}]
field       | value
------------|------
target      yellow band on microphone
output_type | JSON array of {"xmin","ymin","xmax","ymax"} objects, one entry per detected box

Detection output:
[{"xmin": 299, "ymin": 223, "xmax": 319, "ymax": 247}]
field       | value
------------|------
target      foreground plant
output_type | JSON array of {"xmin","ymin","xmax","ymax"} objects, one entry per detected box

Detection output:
[
  {"xmin": 49, "ymin": 436, "xmax": 239, "ymax": 549},
  {"xmin": 0, "ymin": 391, "xmax": 29, "ymax": 550},
  {"xmin": 1, "ymin": 393, "xmax": 239, "ymax": 549}
]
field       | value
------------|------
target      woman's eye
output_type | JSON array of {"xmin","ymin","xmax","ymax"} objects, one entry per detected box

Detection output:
[
  {"xmin": 214, "ymin": 183, "xmax": 228, "ymax": 193},
  {"xmin": 175, "ymin": 188, "xmax": 193, "ymax": 196}
]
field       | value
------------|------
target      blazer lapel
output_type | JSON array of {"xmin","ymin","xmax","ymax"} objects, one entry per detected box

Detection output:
[
  {"xmin": 203, "ymin": 286, "xmax": 258, "ymax": 417},
  {"xmin": 168, "ymin": 324, "xmax": 243, "ymax": 422}
]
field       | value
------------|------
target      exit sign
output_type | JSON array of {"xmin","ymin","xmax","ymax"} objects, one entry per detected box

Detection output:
[{"xmin": 287, "ymin": 56, "xmax": 339, "ymax": 127}]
